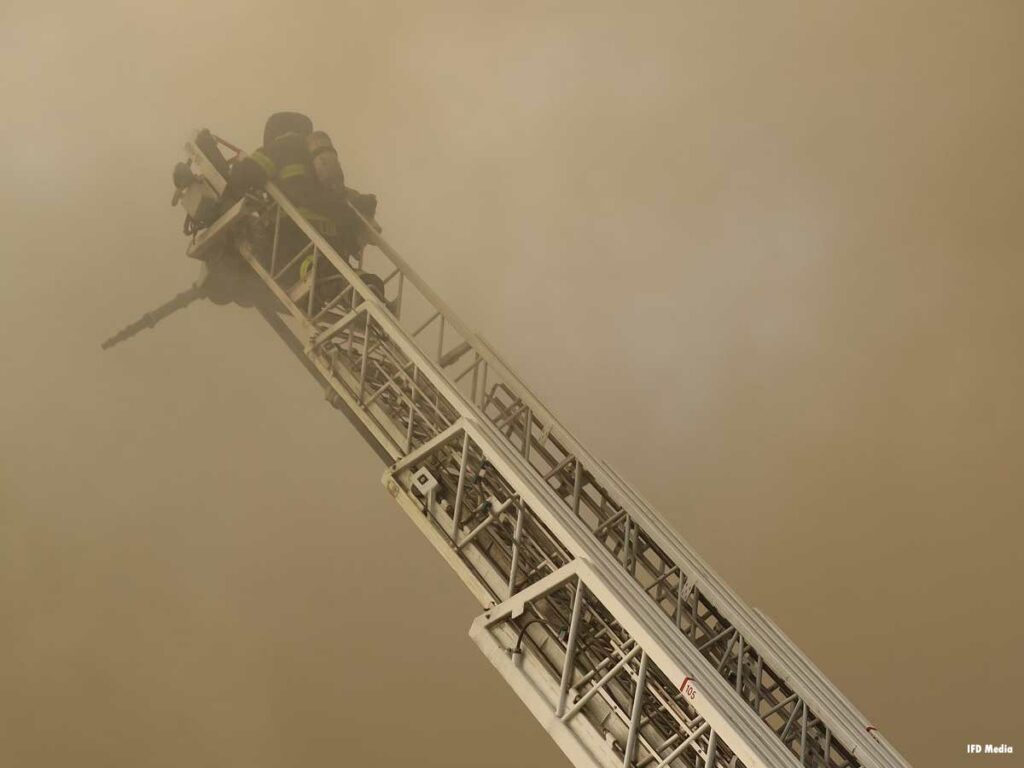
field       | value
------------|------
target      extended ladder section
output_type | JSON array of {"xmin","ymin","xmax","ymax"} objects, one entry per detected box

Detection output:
[{"xmin": 183, "ymin": 136, "xmax": 912, "ymax": 768}]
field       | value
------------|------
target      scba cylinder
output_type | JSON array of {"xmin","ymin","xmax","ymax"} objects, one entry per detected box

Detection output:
[{"xmin": 306, "ymin": 131, "xmax": 345, "ymax": 194}]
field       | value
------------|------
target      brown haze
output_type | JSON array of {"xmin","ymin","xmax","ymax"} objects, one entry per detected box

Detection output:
[{"xmin": 2, "ymin": 2, "xmax": 1022, "ymax": 766}]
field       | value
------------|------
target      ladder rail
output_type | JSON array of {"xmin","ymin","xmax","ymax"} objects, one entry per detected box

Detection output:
[
  {"xmin": 342, "ymin": 178, "xmax": 905, "ymax": 768},
  {"xmin": 220, "ymin": 211, "xmax": 783, "ymax": 765},
  {"xmin": 357, "ymin": 232, "xmax": 907, "ymax": 768},
  {"xmin": 183, "ymin": 136, "xmax": 911, "ymax": 768}
]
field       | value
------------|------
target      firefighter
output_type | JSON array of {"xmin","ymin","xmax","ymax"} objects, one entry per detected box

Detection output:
[
  {"xmin": 225, "ymin": 112, "xmax": 386, "ymax": 309},
  {"xmin": 224, "ymin": 112, "xmax": 335, "ymax": 261},
  {"xmin": 226, "ymin": 113, "xmax": 328, "ymax": 226}
]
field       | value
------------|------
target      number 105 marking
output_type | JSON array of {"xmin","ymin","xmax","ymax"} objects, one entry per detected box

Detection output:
[{"xmin": 680, "ymin": 676, "xmax": 698, "ymax": 701}]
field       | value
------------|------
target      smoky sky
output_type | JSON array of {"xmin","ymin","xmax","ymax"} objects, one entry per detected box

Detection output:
[{"xmin": 1, "ymin": 2, "xmax": 1022, "ymax": 766}]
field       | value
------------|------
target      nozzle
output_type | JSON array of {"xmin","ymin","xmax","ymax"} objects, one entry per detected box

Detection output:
[{"xmin": 100, "ymin": 284, "xmax": 204, "ymax": 350}]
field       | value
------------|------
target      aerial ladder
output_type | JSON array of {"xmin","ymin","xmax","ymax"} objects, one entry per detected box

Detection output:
[{"xmin": 103, "ymin": 132, "xmax": 913, "ymax": 768}]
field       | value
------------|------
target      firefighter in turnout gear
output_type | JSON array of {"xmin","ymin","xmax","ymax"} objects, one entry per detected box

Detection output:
[
  {"xmin": 225, "ymin": 112, "xmax": 386, "ymax": 307},
  {"xmin": 226, "ymin": 112, "xmax": 336, "ymax": 233}
]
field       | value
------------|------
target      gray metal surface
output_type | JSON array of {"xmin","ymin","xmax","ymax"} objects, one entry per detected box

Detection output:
[{"xmin": 175, "ymin": 134, "xmax": 913, "ymax": 768}]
